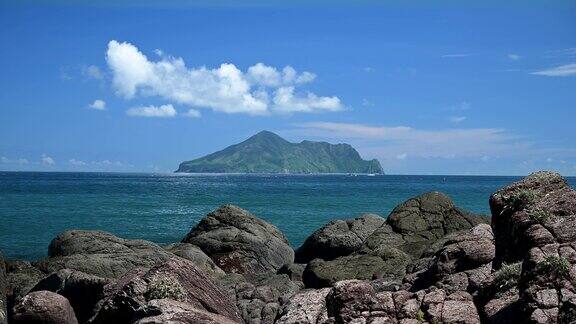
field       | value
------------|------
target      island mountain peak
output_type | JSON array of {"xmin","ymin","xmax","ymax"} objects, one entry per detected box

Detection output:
[{"xmin": 176, "ymin": 131, "xmax": 383, "ymax": 174}]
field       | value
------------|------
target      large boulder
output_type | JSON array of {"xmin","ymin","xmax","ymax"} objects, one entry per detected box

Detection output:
[
  {"xmin": 488, "ymin": 171, "xmax": 576, "ymax": 322},
  {"xmin": 490, "ymin": 171, "xmax": 576, "ymax": 266},
  {"xmin": 30, "ymin": 269, "xmax": 110, "ymax": 323},
  {"xmin": 35, "ymin": 230, "xmax": 177, "ymax": 279},
  {"xmin": 182, "ymin": 205, "xmax": 294, "ymax": 274},
  {"xmin": 275, "ymin": 288, "xmax": 331, "ymax": 324},
  {"xmin": 294, "ymin": 213, "xmax": 385, "ymax": 263},
  {"xmin": 12, "ymin": 290, "xmax": 78, "ymax": 324},
  {"xmin": 376, "ymin": 191, "xmax": 487, "ymax": 258},
  {"xmin": 164, "ymin": 243, "xmax": 225, "ymax": 277},
  {"xmin": 89, "ymin": 257, "xmax": 241, "ymax": 324},
  {"xmin": 303, "ymin": 246, "xmax": 411, "ymax": 288},
  {"xmin": 219, "ymin": 272, "xmax": 301, "ymax": 324},
  {"xmin": 133, "ymin": 299, "xmax": 239, "ymax": 324},
  {"xmin": 0, "ymin": 252, "xmax": 6, "ymax": 324},
  {"xmin": 405, "ymin": 224, "xmax": 495, "ymax": 294}
]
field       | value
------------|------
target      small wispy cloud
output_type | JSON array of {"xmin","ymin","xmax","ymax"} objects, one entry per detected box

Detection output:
[
  {"xmin": 445, "ymin": 101, "xmax": 471, "ymax": 111},
  {"xmin": 83, "ymin": 65, "xmax": 104, "ymax": 80},
  {"xmin": 362, "ymin": 67, "xmax": 375, "ymax": 72},
  {"xmin": 441, "ymin": 53, "xmax": 473, "ymax": 58},
  {"xmin": 41, "ymin": 154, "xmax": 55, "ymax": 166},
  {"xmin": 531, "ymin": 63, "xmax": 576, "ymax": 77},
  {"xmin": 184, "ymin": 109, "xmax": 201, "ymax": 118},
  {"xmin": 126, "ymin": 104, "xmax": 177, "ymax": 118},
  {"xmin": 507, "ymin": 54, "xmax": 521, "ymax": 61},
  {"xmin": 396, "ymin": 153, "xmax": 407, "ymax": 160},
  {"xmin": 449, "ymin": 116, "xmax": 467, "ymax": 124},
  {"xmin": 0, "ymin": 157, "xmax": 29, "ymax": 165},
  {"xmin": 362, "ymin": 99, "xmax": 374, "ymax": 107},
  {"xmin": 544, "ymin": 47, "xmax": 576, "ymax": 58},
  {"xmin": 89, "ymin": 99, "xmax": 106, "ymax": 110},
  {"xmin": 68, "ymin": 159, "xmax": 87, "ymax": 166}
]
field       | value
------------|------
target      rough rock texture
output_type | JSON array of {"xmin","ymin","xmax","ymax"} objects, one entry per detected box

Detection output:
[
  {"xmin": 488, "ymin": 171, "xmax": 576, "ymax": 323},
  {"xmin": 405, "ymin": 224, "xmax": 495, "ymax": 294},
  {"xmin": 324, "ymin": 280, "xmax": 482, "ymax": 323},
  {"xmin": 294, "ymin": 214, "xmax": 385, "ymax": 263},
  {"xmin": 89, "ymin": 257, "xmax": 241, "ymax": 324},
  {"xmin": 303, "ymin": 246, "xmax": 411, "ymax": 288},
  {"xmin": 490, "ymin": 171, "xmax": 576, "ymax": 266},
  {"xmin": 12, "ymin": 290, "xmax": 78, "ymax": 324},
  {"xmin": 220, "ymin": 272, "xmax": 301, "ymax": 324},
  {"xmin": 35, "ymin": 230, "xmax": 177, "ymax": 279},
  {"xmin": 325, "ymin": 279, "xmax": 397, "ymax": 323},
  {"xmin": 374, "ymin": 191, "xmax": 488, "ymax": 258},
  {"xmin": 0, "ymin": 252, "xmax": 6, "ymax": 324},
  {"xmin": 182, "ymin": 205, "xmax": 294, "ymax": 274},
  {"xmin": 164, "ymin": 243, "xmax": 225, "ymax": 277},
  {"xmin": 5, "ymin": 260, "xmax": 45, "ymax": 306},
  {"xmin": 275, "ymin": 288, "xmax": 331, "ymax": 324},
  {"xmin": 30, "ymin": 269, "xmax": 110, "ymax": 323},
  {"xmin": 133, "ymin": 299, "xmax": 240, "ymax": 324},
  {"xmin": 277, "ymin": 263, "xmax": 305, "ymax": 283}
]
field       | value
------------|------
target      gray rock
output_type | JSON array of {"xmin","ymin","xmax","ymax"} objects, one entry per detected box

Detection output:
[
  {"xmin": 133, "ymin": 299, "xmax": 240, "ymax": 324},
  {"xmin": 380, "ymin": 191, "xmax": 487, "ymax": 258},
  {"xmin": 182, "ymin": 205, "xmax": 294, "ymax": 274},
  {"xmin": 489, "ymin": 171, "xmax": 575, "ymax": 265},
  {"xmin": 0, "ymin": 252, "xmax": 6, "ymax": 324},
  {"xmin": 164, "ymin": 243, "xmax": 225, "ymax": 277},
  {"xmin": 30, "ymin": 269, "xmax": 110, "ymax": 323},
  {"xmin": 275, "ymin": 288, "xmax": 331, "ymax": 324},
  {"xmin": 5, "ymin": 260, "xmax": 45, "ymax": 305},
  {"xmin": 277, "ymin": 263, "xmax": 306, "ymax": 283},
  {"xmin": 405, "ymin": 224, "xmax": 495, "ymax": 294},
  {"xmin": 303, "ymin": 246, "xmax": 411, "ymax": 288},
  {"xmin": 35, "ymin": 230, "xmax": 177, "ymax": 279},
  {"xmin": 89, "ymin": 257, "xmax": 241, "ymax": 324},
  {"xmin": 12, "ymin": 290, "xmax": 78, "ymax": 324},
  {"xmin": 295, "ymin": 213, "xmax": 385, "ymax": 263},
  {"xmin": 488, "ymin": 171, "xmax": 576, "ymax": 322},
  {"xmin": 325, "ymin": 280, "xmax": 397, "ymax": 323},
  {"xmin": 219, "ymin": 272, "xmax": 301, "ymax": 324}
]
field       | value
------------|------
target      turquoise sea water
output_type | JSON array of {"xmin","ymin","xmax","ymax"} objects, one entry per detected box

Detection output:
[{"xmin": 1, "ymin": 172, "xmax": 574, "ymax": 261}]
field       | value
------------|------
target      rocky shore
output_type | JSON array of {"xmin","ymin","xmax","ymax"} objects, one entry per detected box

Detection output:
[{"xmin": 1, "ymin": 171, "xmax": 575, "ymax": 323}]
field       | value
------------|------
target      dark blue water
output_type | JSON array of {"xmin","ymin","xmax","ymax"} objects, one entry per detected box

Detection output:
[{"xmin": 1, "ymin": 172, "xmax": 574, "ymax": 260}]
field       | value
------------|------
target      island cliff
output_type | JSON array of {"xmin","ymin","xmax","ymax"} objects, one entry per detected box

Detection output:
[{"xmin": 175, "ymin": 130, "xmax": 383, "ymax": 174}]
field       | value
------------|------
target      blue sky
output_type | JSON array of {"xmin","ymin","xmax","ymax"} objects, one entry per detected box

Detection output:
[{"xmin": 0, "ymin": 0, "xmax": 575, "ymax": 175}]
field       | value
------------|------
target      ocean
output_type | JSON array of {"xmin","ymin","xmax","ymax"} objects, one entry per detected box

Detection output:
[{"xmin": 1, "ymin": 172, "xmax": 574, "ymax": 261}]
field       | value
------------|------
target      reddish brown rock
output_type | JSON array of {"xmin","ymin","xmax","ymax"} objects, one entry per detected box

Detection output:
[{"xmin": 12, "ymin": 290, "xmax": 78, "ymax": 324}]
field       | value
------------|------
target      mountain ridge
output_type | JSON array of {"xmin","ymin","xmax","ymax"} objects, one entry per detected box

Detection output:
[{"xmin": 175, "ymin": 131, "xmax": 384, "ymax": 174}]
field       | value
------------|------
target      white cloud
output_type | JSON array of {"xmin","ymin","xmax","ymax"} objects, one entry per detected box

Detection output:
[
  {"xmin": 41, "ymin": 154, "xmax": 55, "ymax": 166},
  {"xmin": 507, "ymin": 54, "xmax": 521, "ymax": 61},
  {"xmin": 272, "ymin": 87, "xmax": 342, "ymax": 113},
  {"xmin": 362, "ymin": 99, "xmax": 374, "ymax": 107},
  {"xmin": 183, "ymin": 109, "xmax": 201, "ymax": 118},
  {"xmin": 89, "ymin": 99, "xmax": 106, "ymax": 110},
  {"xmin": 449, "ymin": 116, "xmax": 467, "ymax": 124},
  {"xmin": 362, "ymin": 67, "xmax": 375, "ymax": 72},
  {"xmin": 126, "ymin": 104, "xmax": 177, "ymax": 118},
  {"xmin": 396, "ymin": 153, "xmax": 407, "ymax": 160},
  {"xmin": 84, "ymin": 65, "xmax": 104, "ymax": 80},
  {"xmin": 106, "ymin": 40, "xmax": 341, "ymax": 115},
  {"xmin": 531, "ymin": 63, "xmax": 576, "ymax": 77},
  {"xmin": 289, "ymin": 122, "xmax": 523, "ymax": 160},
  {"xmin": 68, "ymin": 159, "xmax": 87, "ymax": 166},
  {"xmin": 1, "ymin": 157, "xmax": 29, "ymax": 165},
  {"xmin": 441, "ymin": 53, "xmax": 473, "ymax": 58},
  {"xmin": 446, "ymin": 101, "xmax": 471, "ymax": 111}
]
